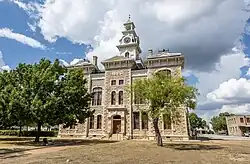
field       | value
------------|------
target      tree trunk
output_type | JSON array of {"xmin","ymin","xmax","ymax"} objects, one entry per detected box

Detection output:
[
  {"xmin": 18, "ymin": 125, "xmax": 22, "ymax": 137},
  {"xmin": 35, "ymin": 122, "xmax": 42, "ymax": 142},
  {"xmin": 153, "ymin": 117, "xmax": 163, "ymax": 146}
]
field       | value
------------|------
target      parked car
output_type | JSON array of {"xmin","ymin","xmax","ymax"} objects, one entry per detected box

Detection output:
[{"xmin": 243, "ymin": 132, "xmax": 250, "ymax": 137}]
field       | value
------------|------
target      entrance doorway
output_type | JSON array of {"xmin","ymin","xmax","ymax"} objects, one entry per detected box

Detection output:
[{"xmin": 113, "ymin": 115, "xmax": 121, "ymax": 134}]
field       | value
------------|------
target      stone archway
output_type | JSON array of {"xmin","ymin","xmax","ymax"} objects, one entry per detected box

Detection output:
[{"xmin": 113, "ymin": 115, "xmax": 121, "ymax": 134}]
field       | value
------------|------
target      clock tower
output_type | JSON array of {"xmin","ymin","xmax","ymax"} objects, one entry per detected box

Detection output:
[{"xmin": 116, "ymin": 15, "xmax": 142, "ymax": 60}]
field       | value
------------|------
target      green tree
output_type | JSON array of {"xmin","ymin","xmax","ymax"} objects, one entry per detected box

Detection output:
[
  {"xmin": 0, "ymin": 70, "xmax": 15, "ymax": 129},
  {"xmin": 189, "ymin": 113, "xmax": 203, "ymax": 130},
  {"xmin": 189, "ymin": 113, "xmax": 207, "ymax": 130},
  {"xmin": 130, "ymin": 71, "xmax": 198, "ymax": 146},
  {"xmin": 0, "ymin": 58, "xmax": 93, "ymax": 141},
  {"xmin": 8, "ymin": 64, "xmax": 33, "ymax": 135},
  {"xmin": 210, "ymin": 112, "xmax": 234, "ymax": 133},
  {"xmin": 25, "ymin": 59, "xmax": 92, "ymax": 142}
]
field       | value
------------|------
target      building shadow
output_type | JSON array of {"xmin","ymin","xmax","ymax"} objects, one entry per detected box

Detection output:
[
  {"xmin": 164, "ymin": 143, "xmax": 223, "ymax": 151},
  {"xmin": 5, "ymin": 139, "xmax": 118, "ymax": 147},
  {"xmin": 0, "ymin": 137, "xmax": 34, "ymax": 141},
  {"xmin": 192, "ymin": 136, "xmax": 223, "ymax": 141},
  {"xmin": 1, "ymin": 139, "xmax": 118, "ymax": 159},
  {"xmin": 0, "ymin": 148, "xmax": 30, "ymax": 159}
]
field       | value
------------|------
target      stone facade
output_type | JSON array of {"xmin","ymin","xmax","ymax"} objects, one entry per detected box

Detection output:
[
  {"xmin": 58, "ymin": 17, "xmax": 190, "ymax": 141},
  {"xmin": 226, "ymin": 115, "xmax": 250, "ymax": 136}
]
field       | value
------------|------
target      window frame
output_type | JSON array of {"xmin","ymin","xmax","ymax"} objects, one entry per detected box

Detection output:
[
  {"xmin": 163, "ymin": 114, "xmax": 171, "ymax": 130},
  {"xmin": 118, "ymin": 91, "xmax": 123, "ymax": 105},
  {"xmin": 133, "ymin": 112, "xmax": 140, "ymax": 129},
  {"xmin": 119, "ymin": 79, "xmax": 124, "ymax": 85},
  {"xmin": 92, "ymin": 87, "xmax": 102, "ymax": 106},
  {"xmin": 97, "ymin": 115, "xmax": 102, "ymax": 129},
  {"xmin": 111, "ymin": 80, "xmax": 116, "ymax": 85},
  {"xmin": 111, "ymin": 91, "xmax": 116, "ymax": 105},
  {"xmin": 89, "ymin": 115, "xmax": 95, "ymax": 129},
  {"xmin": 141, "ymin": 112, "xmax": 148, "ymax": 130}
]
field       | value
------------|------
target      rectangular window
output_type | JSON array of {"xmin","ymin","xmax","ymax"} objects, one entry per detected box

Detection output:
[
  {"xmin": 240, "ymin": 118, "xmax": 244, "ymax": 123},
  {"xmin": 111, "ymin": 80, "xmax": 116, "ymax": 85},
  {"xmin": 89, "ymin": 115, "xmax": 94, "ymax": 129},
  {"xmin": 133, "ymin": 112, "xmax": 140, "ymax": 129},
  {"xmin": 163, "ymin": 114, "xmax": 171, "ymax": 129},
  {"xmin": 134, "ymin": 92, "xmax": 145, "ymax": 104},
  {"xmin": 141, "ymin": 112, "xmax": 148, "ymax": 130},
  {"xmin": 119, "ymin": 80, "xmax": 124, "ymax": 85},
  {"xmin": 247, "ymin": 118, "xmax": 250, "ymax": 123},
  {"xmin": 97, "ymin": 115, "xmax": 102, "ymax": 129}
]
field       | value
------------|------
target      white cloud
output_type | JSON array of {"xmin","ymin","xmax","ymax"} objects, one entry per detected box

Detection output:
[
  {"xmin": 191, "ymin": 44, "xmax": 250, "ymax": 120},
  {"xmin": 56, "ymin": 52, "xmax": 72, "ymax": 55},
  {"xmin": 207, "ymin": 78, "xmax": 250, "ymax": 103},
  {"xmin": 194, "ymin": 45, "xmax": 249, "ymax": 104},
  {"xmin": 219, "ymin": 104, "xmax": 250, "ymax": 115},
  {"xmin": 10, "ymin": 0, "xmax": 250, "ymax": 120},
  {"xmin": 11, "ymin": 0, "xmax": 249, "ymax": 71},
  {"xmin": 27, "ymin": 22, "xmax": 36, "ymax": 32},
  {"xmin": 0, "ymin": 51, "xmax": 11, "ymax": 71},
  {"xmin": 247, "ymin": 68, "xmax": 250, "ymax": 76},
  {"xmin": 0, "ymin": 28, "xmax": 46, "ymax": 49}
]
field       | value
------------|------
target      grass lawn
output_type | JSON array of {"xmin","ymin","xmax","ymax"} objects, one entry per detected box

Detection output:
[{"xmin": 1, "ymin": 137, "xmax": 250, "ymax": 164}]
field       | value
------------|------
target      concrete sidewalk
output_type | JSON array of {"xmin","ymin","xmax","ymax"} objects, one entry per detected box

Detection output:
[{"xmin": 199, "ymin": 134, "xmax": 250, "ymax": 140}]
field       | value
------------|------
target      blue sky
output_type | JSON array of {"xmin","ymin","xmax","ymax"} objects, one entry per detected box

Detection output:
[
  {"xmin": 0, "ymin": 0, "xmax": 250, "ymax": 120},
  {"xmin": 0, "ymin": 0, "xmax": 88, "ymax": 68}
]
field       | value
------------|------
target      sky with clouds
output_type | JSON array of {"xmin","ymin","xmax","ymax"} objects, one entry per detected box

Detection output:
[{"xmin": 0, "ymin": 0, "xmax": 249, "ymax": 121}]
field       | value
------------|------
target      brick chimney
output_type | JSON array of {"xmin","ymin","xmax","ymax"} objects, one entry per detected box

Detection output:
[
  {"xmin": 93, "ymin": 56, "xmax": 98, "ymax": 66},
  {"xmin": 148, "ymin": 49, "xmax": 153, "ymax": 56}
]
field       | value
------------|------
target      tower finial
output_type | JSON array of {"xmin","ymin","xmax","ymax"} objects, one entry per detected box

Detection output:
[{"xmin": 127, "ymin": 14, "xmax": 131, "ymax": 22}]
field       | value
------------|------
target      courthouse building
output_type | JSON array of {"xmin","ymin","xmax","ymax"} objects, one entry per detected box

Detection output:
[{"xmin": 58, "ymin": 17, "xmax": 190, "ymax": 141}]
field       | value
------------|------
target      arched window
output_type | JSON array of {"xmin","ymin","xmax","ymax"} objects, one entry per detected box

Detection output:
[
  {"xmin": 111, "ymin": 91, "xmax": 116, "ymax": 105},
  {"xmin": 97, "ymin": 115, "xmax": 102, "ymax": 129},
  {"xmin": 163, "ymin": 114, "xmax": 171, "ymax": 129},
  {"xmin": 157, "ymin": 69, "xmax": 171, "ymax": 77},
  {"xmin": 119, "ymin": 91, "xmax": 123, "ymax": 105},
  {"xmin": 133, "ymin": 112, "xmax": 140, "ymax": 129},
  {"xmin": 125, "ymin": 52, "xmax": 129, "ymax": 58},
  {"xmin": 141, "ymin": 112, "xmax": 148, "ymax": 130},
  {"xmin": 92, "ymin": 87, "xmax": 102, "ymax": 106}
]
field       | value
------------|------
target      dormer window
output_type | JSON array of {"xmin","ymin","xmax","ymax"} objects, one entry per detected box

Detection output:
[{"xmin": 125, "ymin": 52, "xmax": 129, "ymax": 58}]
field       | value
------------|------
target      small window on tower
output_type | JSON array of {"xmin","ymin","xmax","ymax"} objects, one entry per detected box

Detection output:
[
  {"xmin": 125, "ymin": 52, "xmax": 129, "ymax": 58},
  {"xmin": 119, "ymin": 80, "xmax": 124, "ymax": 85},
  {"xmin": 111, "ymin": 80, "xmax": 116, "ymax": 85}
]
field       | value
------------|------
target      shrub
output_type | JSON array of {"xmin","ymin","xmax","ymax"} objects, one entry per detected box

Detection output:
[{"xmin": 0, "ymin": 130, "xmax": 58, "ymax": 137}]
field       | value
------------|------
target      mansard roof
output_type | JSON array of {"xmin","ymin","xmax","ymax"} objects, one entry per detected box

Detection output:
[
  {"xmin": 69, "ymin": 59, "xmax": 92, "ymax": 66},
  {"xmin": 102, "ymin": 55, "xmax": 134, "ymax": 63}
]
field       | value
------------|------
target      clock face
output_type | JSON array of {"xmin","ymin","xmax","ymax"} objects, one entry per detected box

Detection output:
[{"xmin": 124, "ymin": 37, "xmax": 131, "ymax": 44}]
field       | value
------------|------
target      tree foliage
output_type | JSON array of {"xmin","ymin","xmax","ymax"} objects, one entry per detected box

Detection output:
[
  {"xmin": 130, "ymin": 71, "xmax": 198, "ymax": 146},
  {"xmin": 210, "ymin": 112, "xmax": 234, "ymax": 133},
  {"xmin": 189, "ymin": 113, "xmax": 207, "ymax": 130},
  {"xmin": 0, "ymin": 58, "xmax": 92, "ymax": 141}
]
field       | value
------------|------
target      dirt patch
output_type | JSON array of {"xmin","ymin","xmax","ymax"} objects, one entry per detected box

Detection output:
[{"xmin": 1, "ymin": 139, "xmax": 250, "ymax": 164}]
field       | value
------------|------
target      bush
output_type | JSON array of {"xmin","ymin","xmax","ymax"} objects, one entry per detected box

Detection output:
[{"xmin": 0, "ymin": 130, "xmax": 58, "ymax": 137}]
